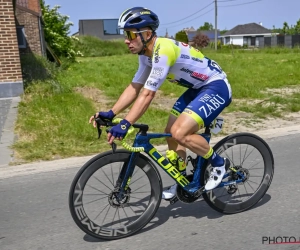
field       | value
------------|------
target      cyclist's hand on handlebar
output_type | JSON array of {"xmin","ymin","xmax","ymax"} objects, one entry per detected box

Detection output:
[
  {"xmin": 89, "ymin": 110, "xmax": 115, "ymax": 128},
  {"xmin": 107, "ymin": 119, "xmax": 131, "ymax": 144}
]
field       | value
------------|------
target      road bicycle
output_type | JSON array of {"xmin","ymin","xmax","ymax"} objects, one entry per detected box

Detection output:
[{"xmin": 69, "ymin": 116, "xmax": 274, "ymax": 240}]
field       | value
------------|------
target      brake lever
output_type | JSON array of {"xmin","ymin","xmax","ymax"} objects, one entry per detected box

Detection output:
[
  {"xmin": 105, "ymin": 128, "xmax": 117, "ymax": 153},
  {"xmin": 95, "ymin": 117, "xmax": 103, "ymax": 139},
  {"xmin": 95, "ymin": 116, "xmax": 117, "ymax": 153}
]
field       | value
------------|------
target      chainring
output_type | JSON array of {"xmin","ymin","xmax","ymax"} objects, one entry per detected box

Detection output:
[{"xmin": 176, "ymin": 175, "xmax": 200, "ymax": 203}]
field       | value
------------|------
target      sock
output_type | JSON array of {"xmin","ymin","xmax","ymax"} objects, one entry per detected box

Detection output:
[{"xmin": 203, "ymin": 147, "xmax": 224, "ymax": 167}]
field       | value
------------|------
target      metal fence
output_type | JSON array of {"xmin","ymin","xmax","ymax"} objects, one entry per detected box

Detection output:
[{"xmin": 258, "ymin": 35, "xmax": 300, "ymax": 48}]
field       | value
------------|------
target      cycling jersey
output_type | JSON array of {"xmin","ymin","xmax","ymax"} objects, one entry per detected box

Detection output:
[{"xmin": 132, "ymin": 37, "xmax": 228, "ymax": 91}]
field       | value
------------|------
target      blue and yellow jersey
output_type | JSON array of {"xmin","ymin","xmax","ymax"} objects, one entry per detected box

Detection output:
[{"xmin": 132, "ymin": 37, "xmax": 227, "ymax": 91}]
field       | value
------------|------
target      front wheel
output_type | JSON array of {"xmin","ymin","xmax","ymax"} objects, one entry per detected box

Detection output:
[
  {"xmin": 200, "ymin": 133, "xmax": 274, "ymax": 214},
  {"xmin": 69, "ymin": 150, "xmax": 162, "ymax": 240}
]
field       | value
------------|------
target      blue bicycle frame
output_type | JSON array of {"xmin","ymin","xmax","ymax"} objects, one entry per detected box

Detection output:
[{"xmin": 117, "ymin": 130, "xmax": 245, "ymax": 197}]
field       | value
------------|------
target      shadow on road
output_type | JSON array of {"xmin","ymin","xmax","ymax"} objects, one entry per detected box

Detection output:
[{"xmin": 83, "ymin": 193, "xmax": 271, "ymax": 242}]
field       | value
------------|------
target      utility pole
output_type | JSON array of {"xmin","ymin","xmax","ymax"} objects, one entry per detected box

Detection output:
[{"xmin": 215, "ymin": 0, "xmax": 218, "ymax": 50}]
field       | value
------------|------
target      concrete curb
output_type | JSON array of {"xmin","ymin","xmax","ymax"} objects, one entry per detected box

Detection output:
[{"xmin": 1, "ymin": 124, "xmax": 300, "ymax": 179}]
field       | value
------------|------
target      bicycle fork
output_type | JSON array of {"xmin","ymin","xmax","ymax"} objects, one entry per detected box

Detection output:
[{"xmin": 114, "ymin": 152, "xmax": 139, "ymax": 203}]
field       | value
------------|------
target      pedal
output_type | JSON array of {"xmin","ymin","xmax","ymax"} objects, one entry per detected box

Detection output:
[{"xmin": 169, "ymin": 196, "xmax": 179, "ymax": 205}]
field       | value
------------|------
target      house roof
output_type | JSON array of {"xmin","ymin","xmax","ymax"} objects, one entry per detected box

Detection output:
[
  {"xmin": 223, "ymin": 23, "xmax": 271, "ymax": 36},
  {"xmin": 186, "ymin": 30, "xmax": 221, "ymax": 41}
]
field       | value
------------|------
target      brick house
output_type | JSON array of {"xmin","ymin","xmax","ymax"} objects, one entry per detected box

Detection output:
[
  {"xmin": 15, "ymin": 0, "xmax": 46, "ymax": 56},
  {"xmin": 0, "ymin": 0, "xmax": 45, "ymax": 98}
]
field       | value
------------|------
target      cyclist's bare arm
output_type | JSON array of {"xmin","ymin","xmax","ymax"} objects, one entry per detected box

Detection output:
[
  {"xmin": 111, "ymin": 82, "xmax": 144, "ymax": 115},
  {"xmin": 111, "ymin": 56, "xmax": 152, "ymax": 115},
  {"xmin": 124, "ymin": 88, "xmax": 156, "ymax": 124}
]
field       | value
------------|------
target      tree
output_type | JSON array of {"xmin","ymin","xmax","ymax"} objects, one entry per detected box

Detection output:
[
  {"xmin": 197, "ymin": 22, "xmax": 213, "ymax": 31},
  {"xmin": 220, "ymin": 29, "xmax": 228, "ymax": 35},
  {"xmin": 282, "ymin": 22, "xmax": 290, "ymax": 35},
  {"xmin": 40, "ymin": 0, "xmax": 76, "ymax": 60},
  {"xmin": 294, "ymin": 19, "xmax": 300, "ymax": 34},
  {"xmin": 192, "ymin": 33, "xmax": 210, "ymax": 48},
  {"xmin": 272, "ymin": 25, "xmax": 282, "ymax": 35},
  {"xmin": 175, "ymin": 30, "xmax": 188, "ymax": 43}
]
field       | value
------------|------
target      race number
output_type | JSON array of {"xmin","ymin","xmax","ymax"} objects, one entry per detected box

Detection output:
[{"xmin": 210, "ymin": 117, "xmax": 224, "ymax": 134}]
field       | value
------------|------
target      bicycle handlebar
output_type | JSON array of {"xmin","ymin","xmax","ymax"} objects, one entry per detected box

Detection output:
[{"xmin": 95, "ymin": 116, "xmax": 145, "ymax": 153}]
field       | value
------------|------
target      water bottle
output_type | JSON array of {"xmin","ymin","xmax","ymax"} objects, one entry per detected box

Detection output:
[{"xmin": 166, "ymin": 150, "xmax": 186, "ymax": 175}]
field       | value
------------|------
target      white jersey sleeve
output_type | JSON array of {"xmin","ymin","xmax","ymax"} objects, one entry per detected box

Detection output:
[
  {"xmin": 132, "ymin": 56, "xmax": 152, "ymax": 85},
  {"xmin": 143, "ymin": 41, "xmax": 175, "ymax": 92}
]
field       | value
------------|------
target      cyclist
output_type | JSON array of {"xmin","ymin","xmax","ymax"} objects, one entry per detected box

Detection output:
[{"xmin": 89, "ymin": 7, "xmax": 232, "ymax": 199}]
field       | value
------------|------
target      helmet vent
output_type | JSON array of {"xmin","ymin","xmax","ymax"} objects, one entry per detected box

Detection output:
[
  {"xmin": 150, "ymin": 15, "xmax": 158, "ymax": 21},
  {"xmin": 124, "ymin": 14, "xmax": 132, "ymax": 22},
  {"xmin": 130, "ymin": 17, "xmax": 142, "ymax": 24}
]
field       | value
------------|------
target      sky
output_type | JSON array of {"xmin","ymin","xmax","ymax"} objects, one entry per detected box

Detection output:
[{"xmin": 44, "ymin": 0, "xmax": 300, "ymax": 37}]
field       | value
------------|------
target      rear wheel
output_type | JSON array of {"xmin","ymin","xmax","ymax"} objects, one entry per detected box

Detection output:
[
  {"xmin": 69, "ymin": 150, "xmax": 162, "ymax": 240},
  {"xmin": 200, "ymin": 133, "xmax": 274, "ymax": 214}
]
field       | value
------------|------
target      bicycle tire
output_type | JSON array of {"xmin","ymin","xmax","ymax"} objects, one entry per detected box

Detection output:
[
  {"xmin": 69, "ymin": 149, "xmax": 162, "ymax": 240},
  {"xmin": 200, "ymin": 132, "xmax": 274, "ymax": 214}
]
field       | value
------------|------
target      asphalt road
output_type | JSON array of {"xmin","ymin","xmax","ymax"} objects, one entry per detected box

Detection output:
[{"xmin": 1, "ymin": 133, "xmax": 300, "ymax": 250}]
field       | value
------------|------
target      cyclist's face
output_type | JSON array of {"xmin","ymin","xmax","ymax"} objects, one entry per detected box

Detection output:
[{"xmin": 124, "ymin": 28, "xmax": 151, "ymax": 54}]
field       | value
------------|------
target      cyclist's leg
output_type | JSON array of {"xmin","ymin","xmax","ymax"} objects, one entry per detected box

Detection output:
[
  {"xmin": 170, "ymin": 79, "xmax": 232, "ymax": 190},
  {"xmin": 164, "ymin": 88, "xmax": 201, "ymax": 159},
  {"xmin": 162, "ymin": 88, "xmax": 201, "ymax": 200}
]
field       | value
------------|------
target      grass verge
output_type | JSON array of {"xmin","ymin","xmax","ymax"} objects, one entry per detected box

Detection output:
[{"xmin": 13, "ymin": 46, "xmax": 300, "ymax": 163}]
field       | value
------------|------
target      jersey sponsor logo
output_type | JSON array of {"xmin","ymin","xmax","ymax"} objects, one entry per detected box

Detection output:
[
  {"xmin": 152, "ymin": 67, "xmax": 164, "ymax": 77},
  {"xmin": 191, "ymin": 57, "xmax": 203, "ymax": 63},
  {"xmin": 180, "ymin": 67, "xmax": 209, "ymax": 81},
  {"xmin": 198, "ymin": 94, "xmax": 226, "ymax": 118},
  {"xmin": 154, "ymin": 44, "xmax": 161, "ymax": 63},
  {"xmin": 180, "ymin": 54, "xmax": 190, "ymax": 59},
  {"xmin": 146, "ymin": 80, "xmax": 158, "ymax": 87},
  {"xmin": 147, "ymin": 57, "xmax": 152, "ymax": 66}
]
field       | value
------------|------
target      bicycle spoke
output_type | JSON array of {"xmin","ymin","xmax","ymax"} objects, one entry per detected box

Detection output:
[
  {"xmin": 245, "ymin": 180, "xmax": 256, "ymax": 193},
  {"xmin": 86, "ymin": 184, "xmax": 109, "ymax": 196},
  {"xmin": 84, "ymin": 195, "xmax": 108, "ymax": 205},
  {"xmin": 129, "ymin": 174, "xmax": 145, "ymax": 186},
  {"xmin": 241, "ymin": 146, "xmax": 256, "ymax": 167},
  {"xmin": 131, "ymin": 183, "xmax": 149, "ymax": 193},
  {"xmin": 93, "ymin": 175, "xmax": 113, "ymax": 191},
  {"xmin": 101, "ymin": 204, "xmax": 112, "ymax": 226},
  {"xmin": 94, "ymin": 203, "xmax": 110, "ymax": 221},
  {"xmin": 101, "ymin": 166, "xmax": 114, "ymax": 187},
  {"xmin": 248, "ymin": 167, "xmax": 264, "ymax": 170},
  {"xmin": 110, "ymin": 164, "xmax": 115, "ymax": 186},
  {"xmin": 247, "ymin": 161, "xmax": 262, "ymax": 171},
  {"xmin": 247, "ymin": 179, "xmax": 260, "ymax": 185},
  {"xmin": 129, "ymin": 195, "xmax": 148, "ymax": 200},
  {"xmin": 111, "ymin": 208, "xmax": 118, "ymax": 229},
  {"xmin": 84, "ymin": 193, "xmax": 107, "ymax": 196},
  {"xmin": 117, "ymin": 208, "xmax": 122, "ymax": 228}
]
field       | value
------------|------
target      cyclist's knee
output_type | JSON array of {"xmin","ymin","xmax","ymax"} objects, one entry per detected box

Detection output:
[{"xmin": 170, "ymin": 126, "xmax": 187, "ymax": 145}]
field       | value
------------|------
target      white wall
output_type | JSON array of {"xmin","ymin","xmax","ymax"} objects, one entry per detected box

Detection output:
[{"xmin": 231, "ymin": 36, "xmax": 243, "ymax": 46}]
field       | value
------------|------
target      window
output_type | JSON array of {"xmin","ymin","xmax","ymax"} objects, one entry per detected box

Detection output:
[
  {"xmin": 16, "ymin": 26, "xmax": 26, "ymax": 48},
  {"xmin": 103, "ymin": 19, "xmax": 122, "ymax": 35}
]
